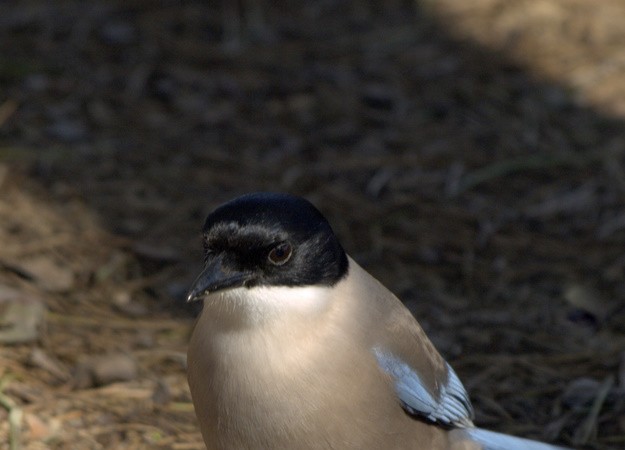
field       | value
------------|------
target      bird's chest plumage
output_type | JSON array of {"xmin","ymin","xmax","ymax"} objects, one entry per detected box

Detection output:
[
  {"xmin": 186, "ymin": 284, "xmax": 449, "ymax": 450},
  {"xmin": 188, "ymin": 316, "xmax": 358, "ymax": 448}
]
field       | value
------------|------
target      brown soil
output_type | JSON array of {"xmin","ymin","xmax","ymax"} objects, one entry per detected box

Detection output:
[{"xmin": 1, "ymin": 1, "xmax": 624, "ymax": 449}]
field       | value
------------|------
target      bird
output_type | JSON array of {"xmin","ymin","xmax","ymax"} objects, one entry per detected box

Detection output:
[{"xmin": 186, "ymin": 192, "xmax": 570, "ymax": 450}]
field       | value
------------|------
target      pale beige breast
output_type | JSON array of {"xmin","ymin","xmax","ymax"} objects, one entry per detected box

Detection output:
[{"xmin": 187, "ymin": 257, "xmax": 455, "ymax": 449}]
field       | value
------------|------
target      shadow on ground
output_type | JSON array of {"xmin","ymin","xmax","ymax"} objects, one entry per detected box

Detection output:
[{"xmin": 0, "ymin": 1, "xmax": 624, "ymax": 448}]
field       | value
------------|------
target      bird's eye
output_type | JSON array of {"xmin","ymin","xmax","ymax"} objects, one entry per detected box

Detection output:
[{"xmin": 267, "ymin": 242, "xmax": 293, "ymax": 266}]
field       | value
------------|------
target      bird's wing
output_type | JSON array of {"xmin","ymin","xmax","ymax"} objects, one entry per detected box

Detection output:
[
  {"xmin": 373, "ymin": 345, "xmax": 474, "ymax": 428},
  {"xmin": 347, "ymin": 257, "xmax": 474, "ymax": 428},
  {"xmin": 370, "ymin": 287, "xmax": 473, "ymax": 427}
]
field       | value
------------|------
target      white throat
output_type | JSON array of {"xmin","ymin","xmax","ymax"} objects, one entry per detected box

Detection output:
[{"xmin": 205, "ymin": 284, "xmax": 333, "ymax": 325}]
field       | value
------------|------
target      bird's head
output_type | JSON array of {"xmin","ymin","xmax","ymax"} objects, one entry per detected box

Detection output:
[{"xmin": 186, "ymin": 192, "xmax": 348, "ymax": 303}]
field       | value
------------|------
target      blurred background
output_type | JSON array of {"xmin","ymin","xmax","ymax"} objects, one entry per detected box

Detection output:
[{"xmin": 1, "ymin": 0, "xmax": 624, "ymax": 448}]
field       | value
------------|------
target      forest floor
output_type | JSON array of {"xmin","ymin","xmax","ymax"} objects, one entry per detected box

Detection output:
[{"xmin": 1, "ymin": 1, "xmax": 625, "ymax": 448}]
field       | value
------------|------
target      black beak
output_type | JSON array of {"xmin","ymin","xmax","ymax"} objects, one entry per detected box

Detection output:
[{"xmin": 186, "ymin": 254, "xmax": 254, "ymax": 302}]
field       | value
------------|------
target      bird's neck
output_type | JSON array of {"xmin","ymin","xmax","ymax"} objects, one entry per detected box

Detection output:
[{"xmin": 199, "ymin": 284, "xmax": 335, "ymax": 331}]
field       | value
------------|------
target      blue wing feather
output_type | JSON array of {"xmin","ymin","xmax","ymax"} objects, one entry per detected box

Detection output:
[{"xmin": 373, "ymin": 347, "xmax": 474, "ymax": 427}]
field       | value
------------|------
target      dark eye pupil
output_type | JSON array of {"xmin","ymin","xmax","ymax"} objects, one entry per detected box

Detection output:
[{"xmin": 268, "ymin": 243, "xmax": 292, "ymax": 265}]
